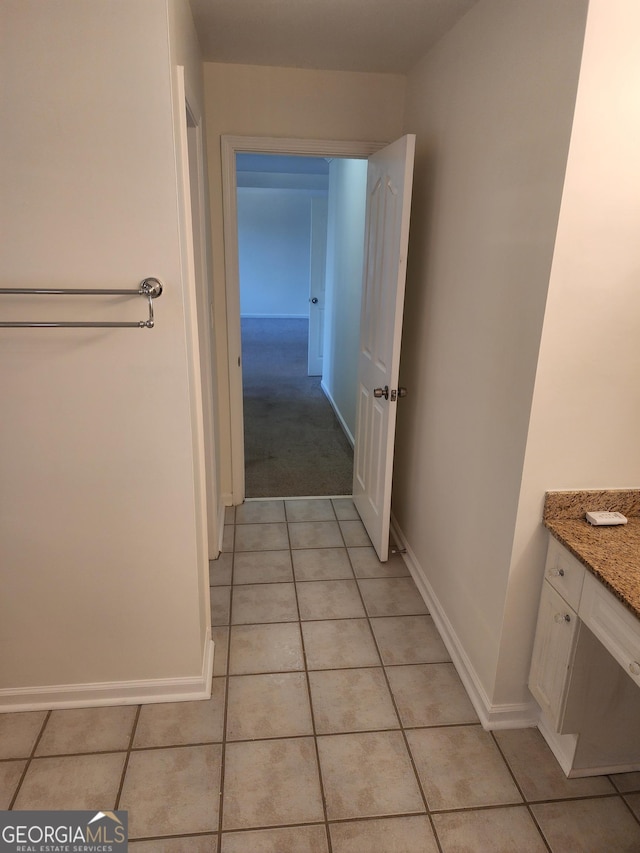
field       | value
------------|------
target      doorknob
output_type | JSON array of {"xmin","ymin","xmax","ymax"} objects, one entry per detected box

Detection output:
[
  {"xmin": 373, "ymin": 386, "xmax": 389, "ymax": 400},
  {"xmin": 310, "ymin": 297, "xmax": 318, "ymax": 304}
]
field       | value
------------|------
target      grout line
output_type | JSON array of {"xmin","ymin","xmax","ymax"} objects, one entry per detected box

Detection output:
[
  {"xmin": 127, "ymin": 831, "xmax": 217, "ymax": 844},
  {"xmin": 8, "ymin": 709, "xmax": 51, "ymax": 810},
  {"xmin": 286, "ymin": 511, "xmax": 335, "ymax": 853},
  {"xmin": 216, "ymin": 527, "xmax": 236, "ymax": 853},
  {"xmin": 489, "ymin": 731, "xmax": 553, "ymax": 853},
  {"xmin": 620, "ymin": 792, "xmax": 640, "ymax": 829},
  {"xmin": 341, "ymin": 537, "xmax": 444, "ymax": 851},
  {"xmin": 114, "ymin": 704, "xmax": 141, "ymax": 811}
]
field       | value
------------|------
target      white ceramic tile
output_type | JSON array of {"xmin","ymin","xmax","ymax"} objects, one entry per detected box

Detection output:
[
  {"xmin": 222, "ymin": 524, "xmax": 235, "ymax": 552},
  {"xmin": 231, "ymin": 582, "xmax": 298, "ymax": 624},
  {"xmin": 14, "ymin": 753, "xmax": 126, "ymax": 810},
  {"xmin": 371, "ymin": 616, "xmax": 450, "ymax": 665},
  {"xmin": 212, "ymin": 626, "xmax": 229, "ymax": 676},
  {"xmin": 386, "ymin": 663, "xmax": 478, "ymax": 727},
  {"xmin": 288, "ymin": 521, "xmax": 343, "ymax": 549},
  {"xmin": 0, "ymin": 760, "xmax": 26, "ymax": 809},
  {"xmin": 309, "ymin": 668, "xmax": 399, "ymax": 734},
  {"xmin": 222, "ymin": 738, "xmax": 324, "ymax": 830},
  {"xmin": 358, "ymin": 577, "xmax": 428, "ymax": 617},
  {"xmin": 625, "ymin": 792, "xmax": 640, "ymax": 821},
  {"xmin": 233, "ymin": 550, "xmax": 293, "ymax": 585},
  {"xmin": 210, "ymin": 585, "xmax": 232, "ymax": 626},
  {"xmin": 330, "ymin": 815, "xmax": 438, "ymax": 853},
  {"xmin": 331, "ymin": 498, "xmax": 360, "ymax": 521},
  {"xmin": 134, "ymin": 678, "xmax": 225, "ymax": 747},
  {"xmin": 236, "ymin": 500, "xmax": 285, "ymax": 524},
  {"xmin": 120, "ymin": 745, "xmax": 221, "ymax": 839},
  {"xmin": 610, "ymin": 771, "xmax": 640, "ymax": 793},
  {"xmin": 407, "ymin": 726, "xmax": 521, "ymax": 811},
  {"xmin": 222, "ymin": 825, "xmax": 328, "ymax": 853},
  {"xmin": 130, "ymin": 837, "xmax": 216, "ymax": 852},
  {"xmin": 0, "ymin": 712, "xmax": 47, "ymax": 760},
  {"xmin": 292, "ymin": 547, "xmax": 353, "ymax": 580},
  {"xmin": 532, "ymin": 796, "xmax": 640, "ymax": 853},
  {"xmin": 348, "ymin": 546, "xmax": 409, "ymax": 578},
  {"xmin": 36, "ymin": 705, "xmax": 137, "ymax": 755},
  {"xmin": 317, "ymin": 731, "xmax": 425, "ymax": 820},
  {"xmin": 296, "ymin": 580, "xmax": 366, "ymax": 620},
  {"xmin": 235, "ymin": 523, "xmax": 289, "ymax": 552},
  {"xmin": 433, "ymin": 806, "xmax": 548, "ymax": 853},
  {"xmin": 229, "ymin": 623, "xmax": 305, "ymax": 674},
  {"xmin": 210, "ymin": 552, "xmax": 233, "ymax": 586},
  {"xmin": 226, "ymin": 673, "xmax": 313, "ymax": 740},
  {"xmin": 494, "ymin": 727, "xmax": 614, "ymax": 801},
  {"xmin": 301, "ymin": 619, "xmax": 381, "ymax": 669},
  {"xmin": 339, "ymin": 519, "xmax": 371, "ymax": 547},
  {"xmin": 285, "ymin": 499, "xmax": 336, "ymax": 522}
]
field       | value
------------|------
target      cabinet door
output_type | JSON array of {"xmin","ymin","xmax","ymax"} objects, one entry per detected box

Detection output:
[{"xmin": 529, "ymin": 581, "xmax": 579, "ymax": 731}]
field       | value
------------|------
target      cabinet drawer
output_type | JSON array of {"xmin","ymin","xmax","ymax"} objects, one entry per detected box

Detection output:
[
  {"xmin": 580, "ymin": 572, "xmax": 640, "ymax": 689},
  {"xmin": 545, "ymin": 536, "xmax": 585, "ymax": 611}
]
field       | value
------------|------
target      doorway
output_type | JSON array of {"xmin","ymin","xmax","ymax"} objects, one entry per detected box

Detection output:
[
  {"xmin": 237, "ymin": 152, "xmax": 365, "ymax": 498},
  {"xmin": 222, "ymin": 137, "xmax": 381, "ymax": 502}
]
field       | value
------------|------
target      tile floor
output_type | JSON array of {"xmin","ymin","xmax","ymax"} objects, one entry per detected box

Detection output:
[{"xmin": 2, "ymin": 496, "xmax": 640, "ymax": 851}]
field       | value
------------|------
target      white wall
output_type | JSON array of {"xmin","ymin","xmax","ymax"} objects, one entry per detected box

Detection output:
[
  {"xmin": 170, "ymin": 0, "xmax": 223, "ymax": 561},
  {"xmin": 203, "ymin": 63, "xmax": 406, "ymax": 498},
  {"xmin": 237, "ymin": 188, "xmax": 314, "ymax": 318},
  {"xmin": 0, "ymin": 0, "xmax": 213, "ymax": 707},
  {"xmin": 393, "ymin": 0, "xmax": 588, "ymax": 716},
  {"xmin": 497, "ymin": 0, "xmax": 640, "ymax": 707},
  {"xmin": 322, "ymin": 159, "xmax": 369, "ymax": 441}
]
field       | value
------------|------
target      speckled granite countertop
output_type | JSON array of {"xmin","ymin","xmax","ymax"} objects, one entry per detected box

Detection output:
[{"xmin": 544, "ymin": 490, "xmax": 640, "ymax": 620}]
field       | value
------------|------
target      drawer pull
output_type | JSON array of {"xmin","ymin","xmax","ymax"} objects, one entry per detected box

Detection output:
[
  {"xmin": 554, "ymin": 612, "xmax": 571, "ymax": 624},
  {"xmin": 549, "ymin": 568, "xmax": 565, "ymax": 578},
  {"xmin": 629, "ymin": 661, "xmax": 640, "ymax": 676}
]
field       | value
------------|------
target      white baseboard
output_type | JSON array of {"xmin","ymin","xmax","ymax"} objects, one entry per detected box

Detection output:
[
  {"xmin": 320, "ymin": 380, "xmax": 354, "ymax": 447},
  {"xmin": 0, "ymin": 637, "xmax": 215, "ymax": 713},
  {"xmin": 390, "ymin": 513, "xmax": 539, "ymax": 731}
]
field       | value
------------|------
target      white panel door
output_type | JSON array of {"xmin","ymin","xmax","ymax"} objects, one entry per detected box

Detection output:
[
  {"xmin": 353, "ymin": 135, "xmax": 415, "ymax": 561},
  {"xmin": 308, "ymin": 196, "xmax": 328, "ymax": 376}
]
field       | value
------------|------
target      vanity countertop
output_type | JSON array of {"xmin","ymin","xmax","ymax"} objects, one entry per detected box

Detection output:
[{"xmin": 544, "ymin": 490, "xmax": 640, "ymax": 621}]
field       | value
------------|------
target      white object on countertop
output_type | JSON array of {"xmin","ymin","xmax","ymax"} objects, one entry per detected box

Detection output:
[{"xmin": 585, "ymin": 511, "xmax": 628, "ymax": 526}]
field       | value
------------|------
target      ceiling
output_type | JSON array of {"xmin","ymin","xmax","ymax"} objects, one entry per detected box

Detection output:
[{"xmin": 189, "ymin": 0, "xmax": 479, "ymax": 74}]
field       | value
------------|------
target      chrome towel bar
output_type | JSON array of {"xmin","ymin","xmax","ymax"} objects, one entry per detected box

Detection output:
[{"xmin": 0, "ymin": 277, "xmax": 163, "ymax": 329}]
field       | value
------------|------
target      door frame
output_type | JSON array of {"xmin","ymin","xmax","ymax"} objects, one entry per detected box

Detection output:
[{"xmin": 221, "ymin": 135, "xmax": 385, "ymax": 504}]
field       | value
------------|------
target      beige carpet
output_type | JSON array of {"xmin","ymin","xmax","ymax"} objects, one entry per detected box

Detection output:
[{"xmin": 242, "ymin": 318, "xmax": 353, "ymax": 497}]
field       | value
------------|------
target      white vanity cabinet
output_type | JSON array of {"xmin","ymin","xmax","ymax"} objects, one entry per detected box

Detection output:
[
  {"xmin": 529, "ymin": 581, "xmax": 579, "ymax": 730},
  {"xmin": 529, "ymin": 534, "xmax": 640, "ymax": 777},
  {"xmin": 529, "ymin": 538, "xmax": 585, "ymax": 730},
  {"xmin": 580, "ymin": 571, "xmax": 640, "ymax": 690}
]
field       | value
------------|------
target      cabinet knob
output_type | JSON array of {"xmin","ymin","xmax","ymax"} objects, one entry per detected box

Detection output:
[
  {"xmin": 554, "ymin": 612, "xmax": 571, "ymax": 624},
  {"xmin": 629, "ymin": 661, "xmax": 640, "ymax": 676},
  {"xmin": 550, "ymin": 568, "xmax": 565, "ymax": 578}
]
